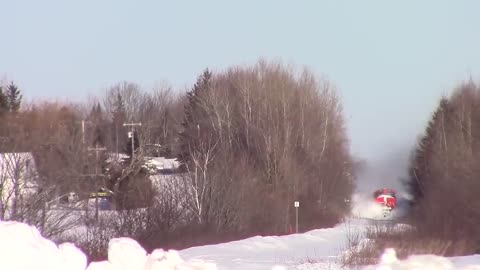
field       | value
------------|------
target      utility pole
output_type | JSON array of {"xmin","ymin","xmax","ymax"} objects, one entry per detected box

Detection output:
[
  {"xmin": 110, "ymin": 111, "xmax": 119, "ymax": 160},
  {"xmin": 123, "ymin": 122, "xmax": 142, "ymax": 162},
  {"xmin": 115, "ymin": 121, "xmax": 119, "ymax": 160},
  {"xmin": 77, "ymin": 120, "xmax": 92, "ymax": 146},
  {"xmin": 82, "ymin": 120, "xmax": 86, "ymax": 145},
  {"xmin": 87, "ymin": 144, "xmax": 106, "ymax": 221}
]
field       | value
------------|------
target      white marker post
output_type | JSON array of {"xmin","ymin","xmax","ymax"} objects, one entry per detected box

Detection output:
[{"xmin": 294, "ymin": 201, "xmax": 299, "ymax": 233}]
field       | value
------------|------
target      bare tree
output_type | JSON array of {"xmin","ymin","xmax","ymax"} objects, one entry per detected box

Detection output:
[
  {"xmin": 0, "ymin": 152, "xmax": 36, "ymax": 219},
  {"xmin": 103, "ymin": 81, "xmax": 143, "ymax": 122},
  {"xmin": 183, "ymin": 135, "xmax": 219, "ymax": 224}
]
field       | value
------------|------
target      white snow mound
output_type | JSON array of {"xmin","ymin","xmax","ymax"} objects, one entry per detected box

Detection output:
[
  {"xmin": 364, "ymin": 248, "xmax": 480, "ymax": 270},
  {"xmin": 0, "ymin": 221, "xmax": 86, "ymax": 270},
  {"xmin": 0, "ymin": 220, "xmax": 215, "ymax": 270},
  {"xmin": 1, "ymin": 220, "xmax": 480, "ymax": 270}
]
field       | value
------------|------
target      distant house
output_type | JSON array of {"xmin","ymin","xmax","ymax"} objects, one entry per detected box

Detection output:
[
  {"xmin": 144, "ymin": 157, "xmax": 181, "ymax": 175},
  {"xmin": 105, "ymin": 152, "xmax": 130, "ymax": 164},
  {"xmin": 0, "ymin": 152, "xmax": 39, "ymax": 219},
  {"xmin": 104, "ymin": 152, "xmax": 180, "ymax": 175}
]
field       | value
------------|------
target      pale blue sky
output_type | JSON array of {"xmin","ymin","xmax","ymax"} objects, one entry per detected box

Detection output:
[{"xmin": 2, "ymin": 0, "xmax": 480, "ymax": 162}]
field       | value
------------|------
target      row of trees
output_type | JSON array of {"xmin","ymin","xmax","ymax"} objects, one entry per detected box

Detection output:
[
  {"xmin": 407, "ymin": 80, "xmax": 480, "ymax": 254},
  {"xmin": 0, "ymin": 60, "xmax": 355, "ymax": 255}
]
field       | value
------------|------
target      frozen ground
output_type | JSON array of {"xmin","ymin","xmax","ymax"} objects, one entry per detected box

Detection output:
[{"xmin": 180, "ymin": 218, "xmax": 369, "ymax": 270}]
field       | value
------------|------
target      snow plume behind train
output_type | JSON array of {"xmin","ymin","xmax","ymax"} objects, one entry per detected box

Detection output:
[{"xmin": 351, "ymin": 148, "xmax": 411, "ymax": 219}]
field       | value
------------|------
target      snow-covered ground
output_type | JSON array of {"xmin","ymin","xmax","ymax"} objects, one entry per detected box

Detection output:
[
  {"xmin": 179, "ymin": 218, "xmax": 368, "ymax": 270},
  {"xmin": 1, "ymin": 216, "xmax": 480, "ymax": 270},
  {"xmin": 0, "ymin": 220, "xmax": 216, "ymax": 270},
  {"xmin": 363, "ymin": 249, "xmax": 480, "ymax": 270}
]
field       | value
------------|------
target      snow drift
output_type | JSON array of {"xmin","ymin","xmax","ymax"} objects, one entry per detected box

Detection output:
[
  {"xmin": 0, "ymin": 220, "xmax": 215, "ymax": 270},
  {"xmin": 0, "ymin": 219, "xmax": 479, "ymax": 270},
  {"xmin": 364, "ymin": 248, "xmax": 480, "ymax": 270}
]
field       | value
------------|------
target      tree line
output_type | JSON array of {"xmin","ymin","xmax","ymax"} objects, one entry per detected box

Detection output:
[{"xmin": 0, "ymin": 60, "xmax": 355, "ymax": 258}]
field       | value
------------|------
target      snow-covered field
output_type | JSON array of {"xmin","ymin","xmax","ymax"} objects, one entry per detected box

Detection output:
[
  {"xmin": 180, "ymin": 219, "xmax": 368, "ymax": 270},
  {"xmin": 1, "ymin": 215, "xmax": 480, "ymax": 270},
  {"xmin": 178, "ymin": 218, "xmax": 480, "ymax": 270}
]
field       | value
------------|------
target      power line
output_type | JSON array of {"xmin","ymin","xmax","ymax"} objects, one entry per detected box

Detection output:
[{"xmin": 87, "ymin": 144, "xmax": 106, "ymax": 221}]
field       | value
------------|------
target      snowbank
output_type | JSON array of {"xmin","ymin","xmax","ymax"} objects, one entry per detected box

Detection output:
[
  {"xmin": 0, "ymin": 221, "xmax": 87, "ymax": 270},
  {"xmin": 364, "ymin": 248, "xmax": 480, "ymax": 270},
  {"xmin": 2, "ymin": 219, "xmax": 480, "ymax": 270},
  {"xmin": 0, "ymin": 220, "xmax": 216, "ymax": 270}
]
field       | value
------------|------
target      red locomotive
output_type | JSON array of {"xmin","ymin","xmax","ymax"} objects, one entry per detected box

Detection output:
[{"xmin": 373, "ymin": 188, "xmax": 397, "ymax": 210}]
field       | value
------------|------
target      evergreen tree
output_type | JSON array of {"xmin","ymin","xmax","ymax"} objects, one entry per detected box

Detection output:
[
  {"xmin": 112, "ymin": 93, "xmax": 128, "ymax": 155},
  {"xmin": 6, "ymin": 82, "xmax": 22, "ymax": 112},
  {"xmin": 112, "ymin": 93, "xmax": 126, "ymax": 125},
  {"xmin": 177, "ymin": 69, "xmax": 213, "ymax": 167},
  {"xmin": 88, "ymin": 102, "xmax": 106, "ymax": 147},
  {"xmin": 407, "ymin": 97, "xmax": 449, "ymax": 205},
  {"xmin": 0, "ymin": 87, "xmax": 8, "ymax": 116}
]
